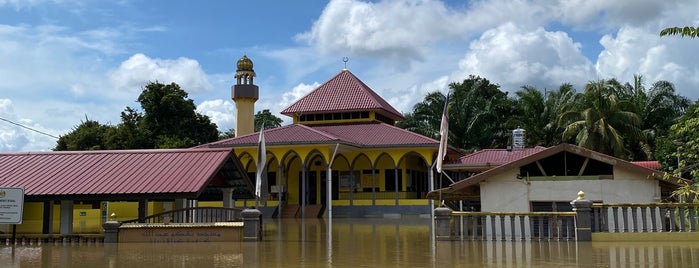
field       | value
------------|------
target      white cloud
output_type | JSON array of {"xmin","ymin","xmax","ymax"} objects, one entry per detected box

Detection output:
[
  {"xmin": 455, "ymin": 22, "xmax": 594, "ymax": 92},
  {"xmin": 0, "ymin": 99, "xmax": 57, "ymax": 151},
  {"xmin": 597, "ymin": 26, "xmax": 699, "ymax": 100},
  {"xmin": 298, "ymin": 0, "xmax": 471, "ymax": 63},
  {"xmin": 197, "ymin": 99, "xmax": 235, "ymax": 132},
  {"xmin": 279, "ymin": 82, "xmax": 319, "ymax": 111},
  {"xmin": 109, "ymin": 53, "xmax": 213, "ymax": 93}
]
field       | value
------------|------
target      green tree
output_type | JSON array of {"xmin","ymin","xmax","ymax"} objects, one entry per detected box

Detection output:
[
  {"xmin": 666, "ymin": 101, "xmax": 699, "ymax": 181},
  {"xmin": 254, "ymin": 109, "xmax": 283, "ymax": 131},
  {"xmin": 398, "ymin": 75, "xmax": 514, "ymax": 152},
  {"xmin": 396, "ymin": 91, "xmax": 445, "ymax": 140},
  {"xmin": 137, "ymin": 82, "xmax": 219, "ymax": 148},
  {"xmin": 55, "ymin": 82, "xmax": 219, "ymax": 150},
  {"xmin": 616, "ymin": 76, "xmax": 689, "ymax": 160},
  {"xmin": 559, "ymin": 79, "xmax": 642, "ymax": 159},
  {"xmin": 660, "ymin": 26, "xmax": 699, "ymax": 38},
  {"xmin": 54, "ymin": 117, "xmax": 113, "ymax": 150},
  {"xmin": 511, "ymin": 84, "xmax": 578, "ymax": 147}
]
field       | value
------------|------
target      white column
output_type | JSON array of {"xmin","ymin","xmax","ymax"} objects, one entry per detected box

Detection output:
[{"xmin": 222, "ymin": 188, "xmax": 234, "ymax": 208}]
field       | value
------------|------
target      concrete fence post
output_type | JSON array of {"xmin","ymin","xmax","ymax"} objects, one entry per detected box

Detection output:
[
  {"xmin": 434, "ymin": 207, "xmax": 452, "ymax": 241},
  {"xmin": 242, "ymin": 208, "xmax": 263, "ymax": 241},
  {"xmin": 570, "ymin": 191, "xmax": 593, "ymax": 241},
  {"xmin": 102, "ymin": 221, "xmax": 121, "ymax": 243}
]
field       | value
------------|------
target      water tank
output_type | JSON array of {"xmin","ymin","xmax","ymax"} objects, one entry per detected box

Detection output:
[{"xmin": 513, "ymin": 128, "xmax": 525, "ymax": 149}]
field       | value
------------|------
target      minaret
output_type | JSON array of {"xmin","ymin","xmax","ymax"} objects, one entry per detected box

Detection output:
[{"xmin": 232, "ymin": 55, "xmax": 258, "ymax": 137}]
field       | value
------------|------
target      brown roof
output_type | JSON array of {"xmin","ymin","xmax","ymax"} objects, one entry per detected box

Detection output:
[
  {"xmin": 280, "ymin": 69, "xmax": 405, "ymax": 121},
  {"xmin": 204, "ymin": 122, "xmax": 442, "ymax": 149},
  {"xmin": 427, "ymin": 143, "xmax": 687, "ymax": 200},
  {"xmin": 0, "ymin": 147, "xmax": 250, "ymax": 201},
  {"xmin": 447, "ymin": 146, "xmax": 547, "ymax": 172}
]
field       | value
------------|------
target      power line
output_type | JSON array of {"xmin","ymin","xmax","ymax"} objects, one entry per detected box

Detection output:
[{"xmin": 0, "ymin": 116, "xmax": 59, "ymax": 139}]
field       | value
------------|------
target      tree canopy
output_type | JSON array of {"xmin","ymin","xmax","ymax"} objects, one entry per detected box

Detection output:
[{"xmin": 55, "ymin": 81, "xmax": 219, "ymax": 150}]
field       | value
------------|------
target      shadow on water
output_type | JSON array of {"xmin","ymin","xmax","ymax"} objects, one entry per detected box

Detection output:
[{"xmin": 1, "ymin": 217, "xmax": 699, "ymax": 267}]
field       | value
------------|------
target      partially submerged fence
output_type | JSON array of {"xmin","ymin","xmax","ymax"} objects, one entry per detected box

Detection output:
[
  {"xmin": 434, "ymin": 193, "xmax": 699, "ymax": 241},
  {"xmin": 592, "ymin": 203, "xmax": 699, "ymax": 233},
  {"xmin": 446, "ymin": 211, "xmax": 577, "ymax": 241},
  {"xmin": 121, "ymin": 207, "xmax": 243, "ymax": 224}
]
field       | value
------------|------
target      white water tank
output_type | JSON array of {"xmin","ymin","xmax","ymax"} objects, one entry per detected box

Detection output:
[{"xmin": 513, "ymin": 128, "xmax": 525, "ymax": 149}]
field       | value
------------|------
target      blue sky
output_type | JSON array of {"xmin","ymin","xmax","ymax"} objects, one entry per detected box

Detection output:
[{"xmin": 1, "ymin": 0, "xmax": 699, "ymax": 152}]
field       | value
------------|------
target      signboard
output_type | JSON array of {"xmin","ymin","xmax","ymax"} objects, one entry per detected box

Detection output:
[{"xmin": 0, "ymin": 187, "xmax": 24, "ymax": 224}]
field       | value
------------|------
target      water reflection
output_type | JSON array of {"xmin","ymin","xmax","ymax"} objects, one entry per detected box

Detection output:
[{"xmin": 1, "ymin": 218, "xmax": 698, "ymax": 267}]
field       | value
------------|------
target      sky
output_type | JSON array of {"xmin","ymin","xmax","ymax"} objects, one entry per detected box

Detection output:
[{"xmin": 1, "ymin": 0, "xmax": 698, "ymax": 152}]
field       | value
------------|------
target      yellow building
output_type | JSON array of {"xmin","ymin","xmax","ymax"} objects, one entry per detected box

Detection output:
[{"xmin": 202, "ymin": 56, "xmax": 460, "ymax": 218}]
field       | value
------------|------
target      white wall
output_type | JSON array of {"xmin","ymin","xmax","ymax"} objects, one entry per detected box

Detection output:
[{"xmin": 480, "ymin": 167, "xmax": 661, "ymax": 212}]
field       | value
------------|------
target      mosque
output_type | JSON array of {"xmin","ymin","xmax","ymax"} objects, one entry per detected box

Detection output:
[{"xmin": 201, "ymin": 55, "xmax": 457, "ymax": 218}]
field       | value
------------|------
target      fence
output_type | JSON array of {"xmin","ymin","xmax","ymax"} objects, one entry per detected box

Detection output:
[
  {"xmin": 121, "ymin": 207, "xmax": 243, "ymax": 224},
  {"xmin": 447, "ymin": 211, "xmax": 577, "ymax": 241},
  {"xmin": 435, "ymin": 196, "xmax": 699, "ymax": 241},
  {"xmin": 592, "ymin": 203, "xmax": 699, "ymax": 233}
]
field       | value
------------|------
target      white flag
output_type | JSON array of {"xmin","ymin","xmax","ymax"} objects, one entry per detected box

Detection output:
[
  {"xmin": 436, "ymin": 94, "xmax": 449, "ymax": 173},
  {"xmin": 255, "ymin": 128, "xmax": 267, "ymax": 199}
]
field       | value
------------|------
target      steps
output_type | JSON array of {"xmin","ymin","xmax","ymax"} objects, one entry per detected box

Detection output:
[{"xmin": 278, "ymin": 204, "xmax": 324, "ymax": 218}]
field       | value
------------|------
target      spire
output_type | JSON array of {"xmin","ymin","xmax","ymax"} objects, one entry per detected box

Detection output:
[{"xmin": 235, "ymin": 55, "xmax": 256, "ymax": 85}]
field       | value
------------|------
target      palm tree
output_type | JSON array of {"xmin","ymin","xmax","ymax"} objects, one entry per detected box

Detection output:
[
  {"xmin": 616, "ymin": 75, "xmax": 690, "ymax": 160},
  {"xmin": 396, "ymin": 91, "xmax": 446, "ymax": 140},
  {"xmin": 512, "ymin": 83, "xmax": 579, "ymax": 147},
  {"xmin": 559, "ymin": 79, "xmax": 642, "ymax": 159}
]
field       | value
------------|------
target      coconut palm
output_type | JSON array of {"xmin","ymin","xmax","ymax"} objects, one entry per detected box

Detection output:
[
  {"xmin": 559, "ymin": 79, "xmax": 642, "ymax": 159},
  {"xmin": 512, "ymin": 83, "xmax": 579, "ymax": 147},
  {"xmin": 615, "ymin": 75, "xmax": 690, "ymax": 160}
]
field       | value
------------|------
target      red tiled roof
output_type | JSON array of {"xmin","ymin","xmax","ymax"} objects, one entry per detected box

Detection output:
[
  {"xmin": 281, "ymin": 70, "xmax": 405, "ymax": 121},
  {"xmin": 0, "ymin": 147, "xmax": 246, "ymax": 201},
  {"xmin": 202, "ymin": 124, "xmax": 342, "ymax": 147},
  {"xmin": 631, "ymin": 161, "xmax": 661, "ymax": 170},
  {"xmin": 204, "ymin": 122, "xmax": 440, "ymax": 148}
]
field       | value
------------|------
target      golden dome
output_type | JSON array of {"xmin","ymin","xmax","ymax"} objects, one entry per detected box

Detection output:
[{"xmin": 237, "ymin": 55, "xmax": 254, "ymax": 72}]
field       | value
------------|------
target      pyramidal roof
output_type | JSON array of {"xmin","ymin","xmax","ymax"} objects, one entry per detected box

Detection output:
[{"xmin": 281, "ymin": 69, "xmax": 405, "ymax": 121}]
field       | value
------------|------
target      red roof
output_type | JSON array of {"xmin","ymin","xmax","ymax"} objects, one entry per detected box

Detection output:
[
  {"xmin": 281, "ymin": 70, "xmax": 405, "ymax": 121},
  {"xmin": 450, "ymin": 147, "xmax": 547, "ymax": 171},
  {"xmin": 631, "ymin": 161, "xmax": 661, "ymax": 170},
  {"xmin": 0, "ymin": 147, "xmax": 248, "ymax": 201},
  {"xmin": 204, "ymin": 122, "xmax": 439, "ymax": 148}
]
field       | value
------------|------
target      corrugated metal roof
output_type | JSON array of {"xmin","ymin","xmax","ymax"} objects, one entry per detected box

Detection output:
[
  {"xmin": 281, "ymin": 70, "xmax": 405, "ymax": 120},
  {"xmin": 0, "ymin": 147, "xmax": 244, "ymax": 200}
]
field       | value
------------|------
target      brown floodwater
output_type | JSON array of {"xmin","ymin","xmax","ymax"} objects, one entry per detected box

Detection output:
[{"xmin": 1, "ymin": 217, "xmax": 698, "ymax": 267}]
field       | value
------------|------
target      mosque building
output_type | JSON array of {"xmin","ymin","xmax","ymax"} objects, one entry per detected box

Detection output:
[{"xmin": 201, "ymin": 55, "xmax": 457, "ymax": 218}]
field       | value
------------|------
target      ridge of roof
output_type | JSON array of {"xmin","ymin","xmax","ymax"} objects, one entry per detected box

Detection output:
[
  {"xmin": 199, "ymin": 124, "xmax": 343, "ymax": 147},
  {"xmin": 280, "ymin": 69, "xmax": 404, "ymax": 120}
]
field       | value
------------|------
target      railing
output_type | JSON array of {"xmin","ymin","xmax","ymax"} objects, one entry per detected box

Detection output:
[
  {"xmin": 121, "ymin": 207, "xmax": 243, "ymax": 224},
  {"xmin": 338, "ymin": 191, "xmax": 418, "ymax": 200},
  {"xmin": 449, "ymin": 211, "xmax": 576, "ymax": 241},
  {"xmin": 592, "ymin": 203, "xmax": 699, "ymax": 233}
]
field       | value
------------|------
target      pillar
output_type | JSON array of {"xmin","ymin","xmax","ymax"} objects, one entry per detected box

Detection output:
[
  {"xmin": 59, "ymin": 200, "xmax": 73, "ymax": 235},
  {"xmin": 242, "ymin": 208, "xmax": 263, "ymax": 241},
  {"xmin": 102, "ymin": 221, "xmax": 120, "ymax": 243},
  {"xmin": 434, "ymin": 207, "xmax": 452, "ymax": 240},
  {"xmin": 222, "ymin": 188, "xmax": 234, "ymax": 208},
  {"xmin": 570, "ymin": 191, "xmax": 593, "ymax": 241},
  {"xmin": 138, "ymin": 199, "xmax": 148, "ymax": 223}
]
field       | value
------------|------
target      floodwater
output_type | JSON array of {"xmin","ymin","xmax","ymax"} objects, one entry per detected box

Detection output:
[{"xmin": 2, "ymin": 217, "xmax": 699, "ymax": 267}]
